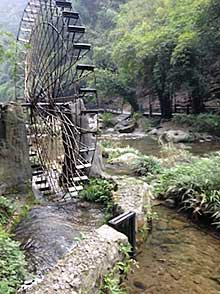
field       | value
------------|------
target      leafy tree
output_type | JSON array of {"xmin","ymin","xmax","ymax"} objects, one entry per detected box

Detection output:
[
  {"xmin": 0, "ymin": 32, "xmax": 16, "ymax": 102},
  {"xmin": 111, "ymin": 0, "xmax": 220, "ymax": 116}
]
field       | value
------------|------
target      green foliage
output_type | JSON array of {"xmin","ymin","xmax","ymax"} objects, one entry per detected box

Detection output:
[
  {"xmin": 159, "ymin": 143, "xmax": 194, "ymax": 168},
  {"xmin": 100, "ymin": 140, "xmax": 120, "ymax": 149},
  {"xmin": 0, "ymin": 225, "xmax": 27, "ymax": 293},
  {"xmin": 154, "ymin": 153, "xmax": 220, "ymax": 227},
  {"xmin": 132, "ymin": 155, "xmax": 161, "ymax": 176},
  {"xmin": 173, "ymin": 114, "xmax": 220, "ymax": 135},
  {"xmin": 110, "ymin": 0, "xmax": 220, "ymax": 116},
  {"xmin": 0, "ymin": 197, "xmax": 14, "ymax": 226},
  {"xmin": 100, "ymin": 243, "xmax": 132, "ymax": 294},
  {"xmin": 79, "ymin": 179, "xmax": 114, "ymax": 206},
  {"xmin": 100, "ymin": 112, "xmax": 114, "ymax": 128}
]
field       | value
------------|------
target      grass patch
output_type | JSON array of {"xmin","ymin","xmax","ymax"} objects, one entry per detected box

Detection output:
[
  {"xmin": 100, "ymin": 112, "xmax": 114, "ymax": 128},
  {"xmin": 159, "ymin": 143, "xmax": 194, "ymax": 168},
  {"xmin": 0, "ymin": 191, "xmax": 36, "ymax": 292},
  {"xmin": 132, "ymin": 155, "xmax": 161, "ymax": 176},
  {"xmin": 79, "ymin": 179, "xmax": 116, "ymax": 223},
  {"xmin": 0, "ymin": 197, "xmax": 14, "ymax": 226},
  {"xmin": 79, "ymin": 178, "xmax": 115, "ymax": 210},
  {"xmin": 0, "ymin": 225, "xmax": 27, "ymax": 293},
  {"xmin": 100, "ymin": 243, "xmax": 133, "ymax": 294},
  {"xmin": 173, "ymin": 114, "xmax": 220, "ymax": 135},
  {"xmin": 154, "ymin": 152, "xmax": 220, "ymax": 227}
]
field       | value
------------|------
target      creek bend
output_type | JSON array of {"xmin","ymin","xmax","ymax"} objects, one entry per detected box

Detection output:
[{"xmin": 114, "ymin": 136, "xmax": 220, "ymax": 294}]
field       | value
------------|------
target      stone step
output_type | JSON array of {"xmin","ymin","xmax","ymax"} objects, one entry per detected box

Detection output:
[
  {"xmin": 73, "ymin": 43, "xmax": 91, "ymax": 51},
  {"xmin": 71, "ymin": 175, "xmax": 88, "ymax": 182},
  {"xmin": 39, "ymin": 186, "xmax": 51, "ymax": 192},
  {"xmin": 35, "ymin": 179, "xmax": 47, "ymax": 185}
]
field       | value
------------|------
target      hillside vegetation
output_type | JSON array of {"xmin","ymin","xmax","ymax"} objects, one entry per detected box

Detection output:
[
  {"xmin": 74, "ymin": 0, "xmax": 220, "ymax": 117},
  {"xmin": 0, "ymin": 0, "xmax": 219, "ymax": 118}
]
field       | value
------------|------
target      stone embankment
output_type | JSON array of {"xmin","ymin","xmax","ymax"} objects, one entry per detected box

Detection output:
[
  {"xmin": 19, "ymin": 177, "xmax": 150, "ymax": 293},
  {"xmin": 20, "ymin": 226, "xmax": 128, "ymax": 294},
  {"xmin": 113, "ymin": 176, "xmax": 151, "ymax": 229}
]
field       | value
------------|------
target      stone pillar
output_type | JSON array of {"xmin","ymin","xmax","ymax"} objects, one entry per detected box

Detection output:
[{"xmin": 0, "ymin": 103, "xmax": 31, "ymax": 194}]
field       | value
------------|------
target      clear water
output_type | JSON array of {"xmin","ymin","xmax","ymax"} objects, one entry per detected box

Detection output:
[
  {"xmin": 125, "ymin": 205, "xmax": 220, "ymax": 294},
  {"xmin": 120, "ymin": 137, "xmax": 220, "ymax": 294},
  {"xmin": 117, "ymin": 136, "xmax": 220, "ymax": 157}
]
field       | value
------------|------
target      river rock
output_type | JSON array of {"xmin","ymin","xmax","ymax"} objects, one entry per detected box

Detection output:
[
  {"xmin": 164, "ymin": 130, "xmax": 191, "ymax": 143},
  {"xmin": 114, "ymin": 117, "xmax": 136, "ymax": 134},
  {"xmin": 113, "ymin": 176, "xmax": 152, "ymax": 230},
  {"xmin": 149, "ymin": 128, "xmax": 192, "ymax": 143},
  {"xmin": 164, "ymin": 198, "xmax": 176, "ymax": 208},
  {"xmin": 118, "ymin": 123, "xmax": 136, "ymax": 133},
  {"xmin": 149, "ymin": 128, "xmax": 164, "ymax": 136},
  {"xmin": 110, "ymin": 153, "xmax": 139, "ymax": 168}
]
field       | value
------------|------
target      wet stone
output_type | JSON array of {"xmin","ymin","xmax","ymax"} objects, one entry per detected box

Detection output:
[
  {"xmin": 133, "ymin": 281, "xmax": 146, "ymax": 290},
  {"xmin": 14, "ymin": 201, "xmax": 104, "ymax": 274}
]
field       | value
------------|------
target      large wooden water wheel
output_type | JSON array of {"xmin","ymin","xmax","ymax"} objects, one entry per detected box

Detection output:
[{"xmin": 16, "ymin": 0, "xmax": 99, "ymax": 201}]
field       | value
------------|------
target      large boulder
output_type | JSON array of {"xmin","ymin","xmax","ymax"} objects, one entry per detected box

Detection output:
[
  {"xmin": 110, "ymin": 113, "xmax": 131, "ymax": 127},
  {"xmin": 149, "ymin": 128, "xmax": 192, "ymax": 143},
  {"xmin": 0, "ymin": 103, "xmax": 31, "ymax": 193},
  {"xmin": 110, "ymin": 152, "xmax": 139, "ymax": 169},
  {"xmin": 114, "ymin": 116, "xmax": 136, "ymax": 134},
  {"xmin": 163, "ymin": 130, "xmax": 191, "ymax": 143},
  {"xmin": 118, "ymin": 123, "xmax": 136, "ymax": 133}
]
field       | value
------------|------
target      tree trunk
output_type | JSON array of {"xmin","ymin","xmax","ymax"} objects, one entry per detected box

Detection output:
[
  {"xmin": 191, "ymin": 91, "xmax": 204, "ymax": 114},
  {"xmin": 159, "ymin": 94, "xmax": 172, "ymax": 119},
  {"xmin": 126, "ymin": 95, "xmax": 139, "ymax": 113}
]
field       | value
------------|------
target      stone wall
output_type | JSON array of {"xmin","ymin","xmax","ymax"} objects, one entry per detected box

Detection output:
[
  {"xmin": 0, "ymin": 103, "xmax": 31, "ymax": 194},
  {"xmin": 113, "ymin": 176, "xmax": 151, "ymax": 230},
  {"xmin": 20, "ymin": 225, "xmax": 128, "ymax": 294}
]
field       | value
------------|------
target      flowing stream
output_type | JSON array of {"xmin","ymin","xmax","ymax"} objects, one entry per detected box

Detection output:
[
  {"xmin": 14, "ymin": 134, "xmax": 220, "ymax": 289},
  {"xmin": 118, "ymin": 136, "xmax": 220, "ymax": 294},
  {"xmin": 118, "ymin": 135, "xmax": 220, "ymax": 156},
  {"xmin": 125, "ymin": 205, "xmax": 220, "ymax": 294}
]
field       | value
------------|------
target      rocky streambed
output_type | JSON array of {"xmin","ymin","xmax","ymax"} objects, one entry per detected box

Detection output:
[{"xmin": 125, "ymin": 205, "xmax": 220, "ymax": 294}]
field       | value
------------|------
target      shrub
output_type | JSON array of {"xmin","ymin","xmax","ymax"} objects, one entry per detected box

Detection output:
[
  {"xmin": 173, "ymin": 114, "xmax": 220, "ymax": 135},
  {"xmin": 100, "ymin": 140, "xmax": 119, "ymax": 149},
  {"xmin": 100, "ymin": 112, "xmax": 114, "ymax": 128},
  {"xmin": 132, "ymin": 155, "xmax": 161, "ymax": 176},
  {"xmin": 159, "ymin": 143, "xmax": 194, "ymax": 168},
  {"xmin": 154, "ymin": 153, "xmax": 220, "ymax": 227},
  {"xmin": 0, "ymin": 226, "xmax": 27, "ymax": 293},
  {"xmin": 79, "ymin": 179, "xmax": 115, "ymax": 207},
  {"xmin": 0, "ymin": 196, "xmax": 14, "ymax": 226}
]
